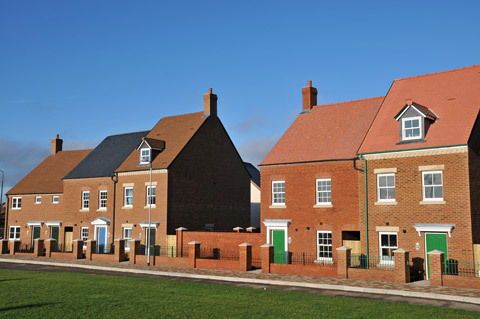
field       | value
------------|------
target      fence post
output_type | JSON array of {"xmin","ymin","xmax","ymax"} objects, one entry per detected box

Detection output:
[
  {"xmin": 0, "ymin": 240, "xmax": 8, "ymax": 254},
  {"xmin": 115, "ymin": 238, "xmax": 125, "ymax": 262},
  {"xmin": 261, "ymin": 244, "xmax": 274, "ymax": 273},
  {"xmin": 393, "ymin": 249, "xmax": 410, "ymax": 283},
  {"xmin": 9, "ymin": 240, "xmax": 19, "ymax": 255},
  {"xmin": 239, "ymin": 243, "xmax": 252, "ymax": 271},
  {"xmin": 176, "ymin": 227, "xmax": 187, "ymax": 257},
  {"xmin": 45, "ymin": 239, "xmax": 56, "ymax": 257},
  {"xmin": 86, "ymin": 239, "xmax": 96, "ymax": 261},
  {"xmin": 336, "ymin": 246, "xmax": 351, "ymax": 279},
  {"xmin": 129, "ymin": 239, "xmax": 140, "ymax": 264},
  {"xmin": 188, "ymin": 241, "xmax": 201, "ymax": 268},
  {"xmin": 72, "ymin": 239, "xmax": 83, "ymax": 259},
  {"xmin": 428, "ymin": 250, "xmax": 444, "ymax": 286},
  {"xmin": 34, "ymin": 238, "xmax": 45, "ymax": 257}
]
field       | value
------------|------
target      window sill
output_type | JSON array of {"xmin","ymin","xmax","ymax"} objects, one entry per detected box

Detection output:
[
  {"xmin": 122, "ymin": 206, "xmax": 133, "ymax": 210},
  {"xmin": 419, "ymin": 200, "xmax": 446, "ymax": 205},
  {"xmin": 144, "ymin": 205, "xmax": 157, "ymax": 209},
  {"xmin": 79, "ymin": 209, "xmax": 89, "ymax": 212},
  {"xmin": 374, "ymin": 201, "xmax": 397, "ymax": 206},
  {"xmin": 313, "ymin": 204, "xmax": 333, "ymax": 208},
  {"xmin": 11, "ymin": 208, "xmax": 21, "ymax": 210},
  {"xmin": 314, "ymin": 259, "xmax": 333, "ymax": 264},
  {"xmin": 269, "ymin": 204, "xmax": 286, "ymax": 209},
  {"xmin": 52, "ymin": 203, "xmax": 59, "ymax": 205},
  {"xmin": 97, "ymin": 208, "xmax": 107, "ymax": 212}
]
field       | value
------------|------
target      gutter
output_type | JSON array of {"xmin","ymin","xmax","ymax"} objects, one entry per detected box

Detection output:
[{"xmin": 111, "ymin": 173, "xmax": 118, "ymax": 244}]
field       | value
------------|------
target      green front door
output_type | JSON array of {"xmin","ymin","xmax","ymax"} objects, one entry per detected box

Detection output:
[
  {"xmin": 426, "ymin": 233, "xmax": 447, "ymax": 279},
  {"xmin": 32, "ymin": 226, "xmax": 41, "ymax": 248},
  {"xmin": 51, "ymin": 226, "xmax": 59, "ymax": 251},
  {"xmin": 272, "ymin": 230, "xmax": 286, "ymax": 264}
]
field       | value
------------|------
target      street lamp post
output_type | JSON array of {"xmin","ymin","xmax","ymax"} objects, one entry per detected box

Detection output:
[{"xmin": 147, "ymin": 161, "xmax": 152, "ymax": 266}]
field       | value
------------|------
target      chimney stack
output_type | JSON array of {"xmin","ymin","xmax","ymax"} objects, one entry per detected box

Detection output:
[
  {"xmin": 203, "ymin": 88, "xmax": 217, "ymax": 117},
  {"xmin": 302, "ymin": 80, "xmax": 317, "ymax": 113},
  {"xmin": 51, "ymin": 134, "xmax": 63, "ymax": 155}
]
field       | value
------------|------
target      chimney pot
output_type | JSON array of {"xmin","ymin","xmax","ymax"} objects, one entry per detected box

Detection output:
[
  {"xmin": 302, "ymin": 81, "xmax": 318, "ymax": 113},
  {"xmin": 51, "ymin": 134, "xmax": 63, "ymax": 155},
  {"xmin": 406, "ymin": 99, "xmax": 413, "ymax": 106},
  {"xmin": 203, "ymin": 88, "xmax": 218, "ymax": 117}
]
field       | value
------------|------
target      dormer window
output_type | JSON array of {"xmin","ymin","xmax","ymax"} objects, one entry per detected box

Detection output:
[
  {"xmin": 402, "ymin": 116, "xmax": 422, "ymax": 140},
  {"xmin": 140, "ymin": 148, "xmax": 151, "ymax": 164}
]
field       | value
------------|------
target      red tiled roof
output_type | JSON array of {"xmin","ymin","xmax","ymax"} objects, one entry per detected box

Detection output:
[
  {"xmin": 116, "ymin": 112, "xmax": 206, "ymax": 171},
  {"xmin": 359, "ymin": 65, "xmax": 480, "ymax": 154},
  {"xmin": 6, "ymin": 149, "xmax": 92, "ymax": 195},
  {"xmin": 260, "ymin": 96, "xmax": 384, "ymax": 165}
]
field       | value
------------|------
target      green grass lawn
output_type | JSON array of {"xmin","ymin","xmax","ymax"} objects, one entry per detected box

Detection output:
[{"xmin": 0, "ymin": 270, "xmax": 478, "ymax": 318}]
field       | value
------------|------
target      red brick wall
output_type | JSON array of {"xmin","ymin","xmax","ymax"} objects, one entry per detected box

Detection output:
[
  {"xmin": 348, "ymin": 268, "xmax": 397, "ymax": 282},
  {"xmin": 468, "ymin": 146, "xmax": 480, "ymax": 244},
  {"xmin": 269, "ymin": 263, "xmax": 338, "ymax": 277},
  {"xmin": 442, "ymin": 275, "xmax": 480, "ymax": 289},
  {"xmin": 196, "ymin": 259, "xmax": 242, "ymax": 271},
  {"xmin": 168, "ymin": 117, "xmax": 251, "ymax": 233},
  {"xmin": 260, "ymin": 160, "xmax": 361, "ymax": 259}
]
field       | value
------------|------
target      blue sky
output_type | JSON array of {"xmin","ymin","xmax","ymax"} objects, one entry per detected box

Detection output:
[{"xmin": 1, "ymin": 0, "xmax": 479, "ymax": 197}]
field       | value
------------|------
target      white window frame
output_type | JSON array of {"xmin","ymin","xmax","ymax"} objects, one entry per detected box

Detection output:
[
  {"xmin": 11, "ymin": 197, "xmax": 21, "ymax": 210},
  {"xmin": 377, "ymin": 173, "xmax": 396, "ymax": 202},
  {"xmin": 146, "ymin": 186, "xmax": 156, "ymax": 206},
  {"xmin": 82, "ymin": 191, "xmax": 90, "ymax": 210},
  {"xmin": 379, "ymin": 232, "xmax": 397, "ymax": 265},
  {"xmin": 123, "ymin": 227, "xmax": 132, "ymax": 251},
  {"xmin": 271, "ymin": 181, "xmax": 285, "ymax": 205},
  {"xmin": 99, "ymin": 190, "xmax": 107, "ymax": 210},
  {"xmin": 316, "ymin": 231, "xmax": 333, "ymax": 261},
  {"xmin": 316, "ymin": 178, "xmax": 331, "ymax": 205},
  {"xmin": 52, "ymin": 196, "xmax": 59, "ymax": 204},
  {"xmin": 422, "ymin": 171, "xmax": 443, "ymax": 201},
  {"xmin": 124, "ymin": 187, "xmax": 133, "ymax": 207},
  {"xmin": 81, "ymin": 227, "xmax": 89, "ymax": 248},
  {"xmin": 401, "ymin": 116, "xmax": 422, "ymax": 141},
  {"xmin": 140, "ymin": 148, "xmax": 151, "ymax": 164},
  {"xmin": 35, "ymin": 196, "xmax": 42, "ymax": 204},
  {"xmin": 9, "ymin": 226, "xmax": 20, "ymax": 241}
]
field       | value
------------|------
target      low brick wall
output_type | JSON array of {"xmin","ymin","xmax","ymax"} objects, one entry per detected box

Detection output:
[
  {"xmin": 443, "ymin": 275, "xmax": 480, "ymax": 289},
  {"xmin": 51, "ymin": 252, "xmax": 76, "ymax": 259},
  {"xmin": 14, "ymin": 252, "xmax": 34, "ymax": 256},
  {"xmin": 91, "ymin": 254, "xmax": 117, "ymax": 262},
  {"xmin": 269, "ymin": 263, "xmax": 338, "ymax": 277},
  {"xmin": 196, "ymin": 258, "xmax": 242, "ymax": 271},
  {"xmin": 348, "ymin": 268, "xmax": 396, "ymax": 282},
  {"xmin": 154, "ymin": 256, "xmax": 189, "ymax": 268}
]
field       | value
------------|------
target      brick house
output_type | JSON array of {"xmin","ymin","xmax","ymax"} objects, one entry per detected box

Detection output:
[
  {"xmin": 5, "ymin": 89, "xmax": 251, "ymax": 253},
  {"xmin": 357, "ymin": 65, "xmax": 480, "ymax": 279},
  {"xmin": 259, "ymin": 81, "xmax": 383, "ymax": 263}
]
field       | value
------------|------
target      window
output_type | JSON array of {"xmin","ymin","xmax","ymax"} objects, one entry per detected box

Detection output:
[
  {"xmin": 99, "ymin": 190, "xmax": 107, "ymax": 210},
  {"xmin": 316, "ymin": 179, "xmax": 331, "ymax": 205},
  {"xmin": 124, "ymin": 187, "xmax": 133, "ymax": 207},
  {"xmin": 422, "ymin": 171, "xmax": 443, "ymax": 201},
  {"xmin": 35, "ymin": 196, "xmax": 41, "ymax": 204},
  {"xmin": 272, "ymin": 181, "xmax": 285, "ymax": 205},
  {"xmin": 11, "ymin": 197, "xmax": 21, "ymax": 209},
  {"xmin": 317, "ymin": 231, "xmax": 332, "ymax": 260},
  {"xmin": 402, "ymin": 116, "xmax": 422, "ymax": 140},
  {"xmin": 123, "ymin": 228, "xmax": 132, "ymax": 250},
  {"xmin": 52, "ymin": 196, "xmax": 59, "ymax": 204},
  {"xmin": 81, "ymin": 227, "xmax": 89, "ymax": 248},
  {"xmin": 9, "ymin": 226, "xmax": 20, "ymax": 240},
  {"xmin": 140, "ymin": 148, "xmax": 151, "ymax": 164},
  {"xmin": 82, "ymin": 191, "xmax": 90, "ymax": 210},
  {"xmin": 146, "ymin": 186, "xmax": 156, "ymax": 206},
  {"xmin": 377, "ymin": 174, "xmax": 395, "ymax": 202},
  {"xmin": 379, "ymin": 232, "xmax": 397, "ymax": 264}
]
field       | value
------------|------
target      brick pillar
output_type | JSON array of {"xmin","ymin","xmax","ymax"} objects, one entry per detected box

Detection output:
[
  {"xmin": 0, "ymin": 239, "xmax": 9, "ymax": 254},
  {"xmin": 428, "ymin": 250, "xmax": 444, "ymax": 286},
  {"xmin": 115, "ymin": 238, "xmax": 125, "ymax": 262},
  {"xmin": 9, "ymin": 241, "xmax": 20, "ymax": 255},
  {"xmin": 239, "ymin": 243, "xmax": 252, "ymax": 271},
  {"xmin": 129, "ymin": 239, "xmax": 140, "ymax": 264},
  {"xmin": 86, "ymin": 239, "xmax": 96, "ymax": 261},
  {"xmin": 336, "ymin": 246, "xmax": 351, "ymax": 279},
  {"xmin": 34, "ymin": 238, "xmax": 45, "ymax": 257},
  {"xmin": 45, "ymin": 239, "xmax": 56, "ymax": 257},
  {"xmin": 188, "ymin": 241, "xmax": 201, "ymax": 268},
  {"xmin": 261, "ymin": 244, "xmax": 274, "ymax": 273},
  {"xmin": 176, "ymin": 227, "xmax": 187, "ymax": 257},
  {"xmin": 393, "ymin": 249, "xmax": 410, "ymax": 283},
  {"xmin": 72, "ymin": 240, "xmax": 83, "ymax": 259}
]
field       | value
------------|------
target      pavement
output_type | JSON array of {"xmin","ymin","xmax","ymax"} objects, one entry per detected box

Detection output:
[{"xmin": 1, "ymin": 255, "xmax": 480, "ymax": 312}]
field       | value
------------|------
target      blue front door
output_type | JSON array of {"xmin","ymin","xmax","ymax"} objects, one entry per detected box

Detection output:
[{"xmin": 97, "ymin": 227, "xmax": 106, "ymax": 253}]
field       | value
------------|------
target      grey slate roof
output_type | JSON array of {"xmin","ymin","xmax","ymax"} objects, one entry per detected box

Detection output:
[
  {"xmin": 244, "ymin": 162, "xmax": 260, "ymax": 187},
  {"xmin": 63, "ymin": 131, "xmax": 149, "ymax": 179}
]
